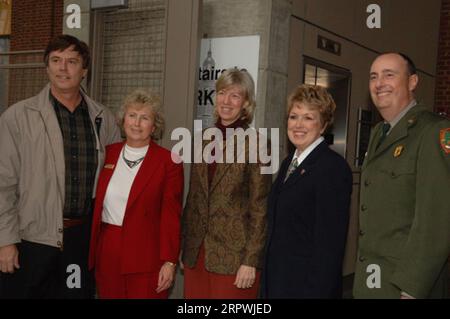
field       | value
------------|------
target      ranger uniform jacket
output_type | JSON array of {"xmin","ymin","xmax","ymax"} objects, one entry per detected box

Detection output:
[{"xmin": 353, "ymin": 104, "xmax": 450, "ymax": 299}]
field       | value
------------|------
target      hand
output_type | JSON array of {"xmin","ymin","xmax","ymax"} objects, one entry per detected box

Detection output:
[
  {"xmin": 234, "ymin": 265, "xmax": 256, "ymax": 289},
  {"xmin": 400, "ymin": 291, "xmax": 416, "ymax": 299},
  {"xmin": 156, "ymin": 262, "xmax": 176, "ymax": 293},
  {"xmin": 0, "ymin": 244, "xmax": 20, "ymax": 273}
]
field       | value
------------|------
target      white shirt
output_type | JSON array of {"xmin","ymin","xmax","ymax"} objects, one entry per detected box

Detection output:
[
  {"xmin": 101, "ymin": 144, "xmax": 149, "ymax": 226},
  {"xmin": 290, "ymin": 136, "xmax": 325, "ymax": 167}
]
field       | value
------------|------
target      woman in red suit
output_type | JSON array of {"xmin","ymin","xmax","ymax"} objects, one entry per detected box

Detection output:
[{"xmin": 89, "ymin": 89, "xmax": 184, "ymax": 299}]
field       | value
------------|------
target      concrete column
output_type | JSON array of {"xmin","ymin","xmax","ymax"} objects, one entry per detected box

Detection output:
[
  {"xmin": 163, "ymin": 0, "xmax": 202, "ymax": 299},
  {"xmin": 203, "ymin": 0, "xmax": 292, "ymax": 156},
  {"xmin": 63, "ymin": 0, "xmax": 91, "ymax": 43}
]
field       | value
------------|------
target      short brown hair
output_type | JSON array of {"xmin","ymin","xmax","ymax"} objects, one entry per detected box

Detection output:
[
  {"xmin": 287, "ymin": 84, "xmax": 336, "ymax": 130},
  {"xmin": 214, "ymin": 68, "xmax": 256, "ymax": 125},
  {"xmin": 44, "ymin": 35, "xmax": 90, "ymax": 69},
  {"xmin": 116, "ymin": 89, "xmax": 165, "ymax": 141}
]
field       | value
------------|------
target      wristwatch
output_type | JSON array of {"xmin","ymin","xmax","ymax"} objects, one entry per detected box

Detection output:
[{"xmin": 165, "ymin": 261, "xmax": 176, "ymax": 267}]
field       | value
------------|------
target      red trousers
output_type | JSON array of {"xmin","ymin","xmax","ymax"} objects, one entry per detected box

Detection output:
[
  {"xmin": 95, "ymin": 223, "xmax": 168, "ymax": 299},
  {"xmin": 184, "ymin": 245, "xmax": 260, "ymax": 299}
]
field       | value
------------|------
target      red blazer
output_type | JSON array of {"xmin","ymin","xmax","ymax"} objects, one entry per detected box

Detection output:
[{"xmin": 89, "ymin": 141, "xmax": 184, "ymax": 274}]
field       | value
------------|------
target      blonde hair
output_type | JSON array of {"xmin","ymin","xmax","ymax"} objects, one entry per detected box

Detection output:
[
  {"xmin": 214, "ymin": 68, "xmax": 256, "ymax": 125},
  {"xmin": 116, "ymin": 89, "xmax": 165, "ymax": 140}
]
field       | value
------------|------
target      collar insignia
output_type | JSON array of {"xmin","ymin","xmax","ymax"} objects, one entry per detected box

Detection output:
[{"xmin": 407, "ymin": 117, "xmax": 416, "ymax": 126}]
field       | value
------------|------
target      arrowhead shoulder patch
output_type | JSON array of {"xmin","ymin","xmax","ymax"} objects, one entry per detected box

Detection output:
[{"xmin": 440, "ymin": 128, "xmax": 450, "ymax": 154}]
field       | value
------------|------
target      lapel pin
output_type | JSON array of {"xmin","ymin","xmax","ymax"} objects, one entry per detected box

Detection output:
[
  {"xmin": 393, "ymin": 145, "xmax": 404, "ymax": 158},
  {"xmin": 104, "ymin": 164, "xmax": 115, "ymax": 169},
  {"xmin": 300, "ymin": 169, "xmax": 306, "ymax": 175}
]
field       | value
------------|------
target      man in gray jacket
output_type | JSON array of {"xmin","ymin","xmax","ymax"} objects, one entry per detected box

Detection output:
[{"xmin": 0, "ymin": 35, "xmax": 121, "ymax": 298}]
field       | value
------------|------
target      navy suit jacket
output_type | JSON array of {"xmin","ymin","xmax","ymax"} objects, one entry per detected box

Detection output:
[{"xmin": 261, "ymin": 141, "xmax": 352, "ymax": 298}]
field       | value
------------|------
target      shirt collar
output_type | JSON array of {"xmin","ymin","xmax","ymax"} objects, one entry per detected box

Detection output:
[
  {"xmin": 49, "ymin": 91, "xmax": 86, "ymax": 114},
  {"xmin": 291, "ymin": 136, "xmax": 325, "ymax": 166},
  {"xmin": 387, "ymin": 99, "xmax": 417, "ymax": 133}
]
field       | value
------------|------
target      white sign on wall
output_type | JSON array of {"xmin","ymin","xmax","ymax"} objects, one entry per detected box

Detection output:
[{"xmin": 197, "ymin": 35, "xmax": 260, "ymax": 130}]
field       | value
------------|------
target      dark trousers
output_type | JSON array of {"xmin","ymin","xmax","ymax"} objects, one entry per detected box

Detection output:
[{"xmin": 0, "ymin": 220, "xmax": 95, "ymax": 299}]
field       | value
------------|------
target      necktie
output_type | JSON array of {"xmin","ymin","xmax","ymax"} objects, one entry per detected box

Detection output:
[
  {"xmin": 376, "ymin": 122, "xmax": 391, "ymax": 150},
  {"xmin": 284, "ymin": 158, "xmax": 299, "ymax": 182}
]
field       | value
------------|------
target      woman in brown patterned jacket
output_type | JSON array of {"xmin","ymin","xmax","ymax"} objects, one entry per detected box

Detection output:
[{"xmin": 181, "ymin": 68, "xmax": 272, "ymax": 298}]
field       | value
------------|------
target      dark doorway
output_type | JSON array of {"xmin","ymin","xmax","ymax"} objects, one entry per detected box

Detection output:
[{"xmin": 303, "ymin": 56, "xmax": 352, "ymax": 159}]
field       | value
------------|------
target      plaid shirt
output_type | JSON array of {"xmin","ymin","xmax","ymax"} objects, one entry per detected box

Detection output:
[{"xmin": 51, "ymin": 93, "xmax": 98, "ymax": 218}]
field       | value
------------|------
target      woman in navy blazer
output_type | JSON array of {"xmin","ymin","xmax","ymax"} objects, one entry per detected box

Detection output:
[
  {"xmin": 261, "ymin": 84, "xmax": 352, "ymax": 298},
  {"xmin": 89, "ymin": 89, "xmax": 183, "ymax": 298}
]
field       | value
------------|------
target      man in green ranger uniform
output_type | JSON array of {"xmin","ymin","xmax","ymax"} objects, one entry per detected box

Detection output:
[{"xmin": 353, "ymin": 52, "xmax": 450, "ymax": 299}]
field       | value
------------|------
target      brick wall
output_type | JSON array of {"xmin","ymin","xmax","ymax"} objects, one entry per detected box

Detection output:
[
  {"xmin": 435, "ymin": 0, "xmax": 450, "ymax": 297},
  {"xmin": 11, "ymin": 0, "xmax": 62, "ymax": 51},
  {"xmin": 435, "ymin": 0, "xmax": 450, "ymax": 117},
  {"xmin": 8, "ymin": 0, "xmax": 63, "ymax": 105},
  {"xmin": 434, "ymin": 0, "xmax": 450, "ymax": 298}
]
